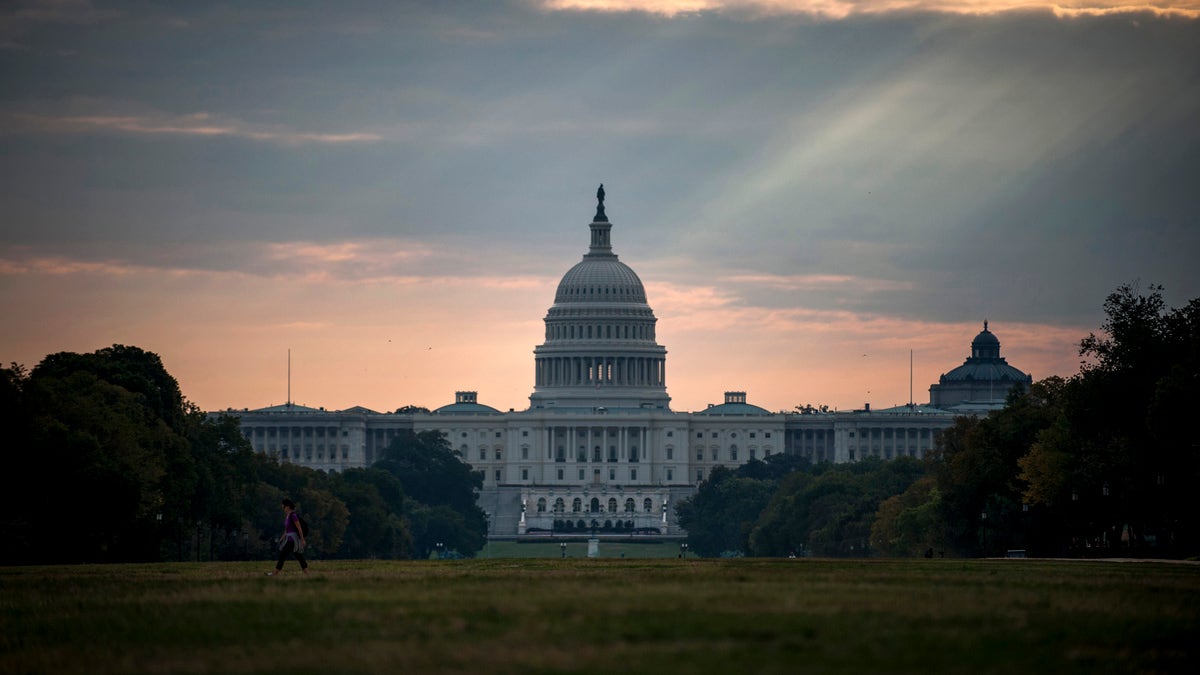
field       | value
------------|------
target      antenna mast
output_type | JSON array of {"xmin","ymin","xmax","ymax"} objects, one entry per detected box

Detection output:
[
  {"xmin": 909, "ymin": 349, "xmax": 913, "ymax": 406},
  {"xmin": 287, "ymin": 349, "xmax": 292, "ymax": 406}
]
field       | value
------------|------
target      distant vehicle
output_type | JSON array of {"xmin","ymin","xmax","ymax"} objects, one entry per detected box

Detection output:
[{"xmin": 1005, "ymin": 549, "xmax": 1026, "ymax": 558}]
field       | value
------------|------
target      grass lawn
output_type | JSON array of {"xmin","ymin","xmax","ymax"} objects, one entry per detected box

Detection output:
[{"xmin": 2, "ymin": 558, "xmax": 1197, "ymax": 674}]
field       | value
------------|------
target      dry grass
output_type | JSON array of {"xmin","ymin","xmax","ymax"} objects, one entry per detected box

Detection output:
[{"xmin": 2, "ymin": 558, "xmax": 1197, "ymax": 674}]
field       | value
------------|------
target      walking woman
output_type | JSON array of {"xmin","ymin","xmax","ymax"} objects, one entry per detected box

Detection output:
[{"xmin": 267, "ymin": 498, "xmax": 308, "ymax": 575}]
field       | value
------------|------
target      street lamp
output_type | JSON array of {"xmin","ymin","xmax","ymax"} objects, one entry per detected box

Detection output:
[
  {"xmin": 435, "ymin": 542, "xmax": 444, "ymax": 559},
  {"xmin": 679, "ymin": 542, "xmax": 689, "ymax": 558},
  {"xmin": 979, "ymin": 511, "xmax": 988, "ymax": 556},
  {"xmin": 560, "ymin": 541, "xmax": 567, "ymax": 558}
]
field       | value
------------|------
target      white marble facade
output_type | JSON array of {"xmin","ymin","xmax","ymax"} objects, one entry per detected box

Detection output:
[{"xmin": 218, "ymin": 190, "xmax": 1029, "ymax": 536}]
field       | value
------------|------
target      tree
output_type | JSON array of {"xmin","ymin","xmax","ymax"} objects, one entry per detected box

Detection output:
[
  {"xmin": 676, "ymin": 467, "xmax": 775, "ymax": 556},
  {"xmin": 330, "ymin": 468, "xmax": 412, "ymax": 559},
  {"xmin": 750, "ymin": 457, "xmax": 925, "ymax": 557},
  {"xmin": 795, "ymin": 403, "xmax": 831, "ymax": 414},
  {"xmin": 393, "ymin": 405, "xmax": 431, "ymax": 414},
  {"xmin": 1020, "ymin": 284, "xmax": 1200, "ymax": 555},
  {"xmin": 13, "ymin": 367, "xmax": 181, "ymax": 562},
  {"xmin": 376, "ymin": 430, "xmax": 487, "ymax": 557},
  {"xmin": 871, "ymin": 476, "xmax": 948, "ymax": 556}
]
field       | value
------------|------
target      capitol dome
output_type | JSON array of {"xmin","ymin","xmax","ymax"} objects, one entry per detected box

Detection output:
[{"xmin": 530, "ymin": 186, "xmax": 670, "ymax": 411}]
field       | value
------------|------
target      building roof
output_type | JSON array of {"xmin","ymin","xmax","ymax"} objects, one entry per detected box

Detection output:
[
  {"xmin": 250, "ymin": 402, "xmax": 325, "ymax": 413},
  {"xmin": 938, "ymin": 320, "xmax": 1032, "ymax": 385},
  {"xmin": 871, "ymin": 403, "xmax": 954, "ymax": 414},
  {"xmin": 340, "ymin": 405, "xmax": 380, "ymax": 414},
  {"xmin": 694, "ymin": 391, "xmax": 772, "ymax": 416},
  {"xmin": 433, "ymin": 391, "xmax": 501, "ymax": 415}
]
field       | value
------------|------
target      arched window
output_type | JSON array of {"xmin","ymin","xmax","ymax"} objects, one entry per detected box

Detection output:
[
  {"xmin": 608, "ymin": 446, "xmax": 618, "ymax": 462},
  {"xmin": 643, "ymin": 498, "xmax": 653, "ymax": 513},
  {"xmin": 607, "ymin": 497, "xmax": 617, "ymax": 513},
  {"xmin": 590, "ymin": 498, "xmax": 601, "ymax": 513},
  {"xmin": 577, "ymin": 446, "xmax": 586, "ymax": 462},
  {"xmin": 554, "ymin": 498, "xmax": 565, "ymax": 513},
  {"xmin": 624, "ymin": 498, "xmax": 635, "ymax": 513},
  {"xmin": 629, "ymin": 446, "xmax": 639, "ymax": 462},
  {"xmin": 730, "ymin": 444, "xmax": 738, "ymax": 461},
  {"xmin": 572, "ymin": 498, "xmax": 582, "ymax": 513},
  {"xmin": 537, "ymin": 498, "xmax": 547, "ymax": 513},
  {"xmin": 593, "ymin": 446, "xmax": 602, "ymax": 462}
]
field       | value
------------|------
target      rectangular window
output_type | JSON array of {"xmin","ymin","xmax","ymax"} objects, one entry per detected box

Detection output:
[
  {"xmin": 666, "ymin": 447, "xmax": 673, "ymax": 460},
  {"xmin": 609, "ymin": 469, "xmax": 616, "ymax": 481},
  {"xmin": 750, "ymin": 432, "xmax": 756, "ymax": 438},
  {"xmin": 494, "ymin": 469, "xmax": 501, "ymax": 482},
  {"xmin": 521, "ymin": 468, "xmax": 528, "ymax": 481},
  {"xmin": 630, "ymin": 469, "xmax": 637, "ymax": 481},
  {"xmin": 711, "ymin": 432, "xmax": 718, "ymax": 438},
  {"xmin": 495, "ymin": 449, "xmax": 502, "ymax": 460},
  {"xmin": 558, "ymin": 469, "xmax": 564, "ymax": 480},
  {"xmin": 479, "ymin": 449, "xmax": 486, "ymax": 460},
  {"xmin": 765, "ymin": 432, "xmax": 771, "ymax": 438},
  {"xmin": 667, "ymin": 468, "xmax": 673, "ymax": 481},
  {"xmin": 696, "ymin": 432, "xmax": 703, "ymax": 438},
  {"xmin": 522, "ymin": 430, "xmax": 529, "ymax": 437},
  {"xmin": 667, "ymin": 431, "xmax": 673, "ymax": 437},
  {"xmin": 496, "ymin": 431, "xmax": 502, "ymax": 438},
  {"xmin": 522, "ymin": 447, "xmax": 529, "ymax": 459},
  {"xmin": 697, "ymin": 470, "xmax": 704, "ymax": 482},
  {"xmin": 696, "ymin": 450, "xmax": 703, "ymax": 461}
]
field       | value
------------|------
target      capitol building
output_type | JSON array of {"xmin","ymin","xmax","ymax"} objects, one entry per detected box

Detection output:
[{"xmin": 219, "ymin": 188, "xmax": 1031, "ymax": 537}]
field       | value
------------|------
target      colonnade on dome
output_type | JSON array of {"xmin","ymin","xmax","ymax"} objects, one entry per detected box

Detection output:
[{"xmin": 534, "ymin": 355, "xmax": 665, "ymax": 388}]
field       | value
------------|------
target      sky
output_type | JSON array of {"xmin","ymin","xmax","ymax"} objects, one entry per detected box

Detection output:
[{"xmin": 2, "ymin": 0, "xmax": 1198, "ymax": 415}]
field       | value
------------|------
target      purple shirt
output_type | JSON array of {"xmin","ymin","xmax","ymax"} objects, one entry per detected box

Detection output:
[{"xmin": 284, "ymin": 511, "xmax": 301, "ymax": 535}]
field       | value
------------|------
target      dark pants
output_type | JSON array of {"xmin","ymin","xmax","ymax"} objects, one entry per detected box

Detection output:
[{"xmin": 276, "ymin": 538, "xmax": 308, "ymax": 571}]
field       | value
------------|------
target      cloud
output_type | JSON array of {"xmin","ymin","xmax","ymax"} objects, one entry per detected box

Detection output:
[
  {"xmin": 1, "ymin": 107, "xmax": 382, "ymax": 145},
  {"xmin": 536, "ymin": 0, "xmax": 1200, "ymax": 18},
  {"xmin": 723, "ymin": 273, "xmax": 914, "ymax": 293},
  {"xmin": 0, "ymin": 240, "xmax": 557, "ymax": 290}
]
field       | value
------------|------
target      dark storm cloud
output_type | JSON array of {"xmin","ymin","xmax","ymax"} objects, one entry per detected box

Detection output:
[{"xmin": 1, "ymin": 1, "xmax": 1197, "ymax": 330}]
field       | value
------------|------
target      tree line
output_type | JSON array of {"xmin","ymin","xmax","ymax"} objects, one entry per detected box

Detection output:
[
  {"xmin": 0, "ymin": 346, "xmax": 486, "ymax": 564},
  {"xmin": 678, "ymin": 284, "xmax": 1199, "ymax": 558}
]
